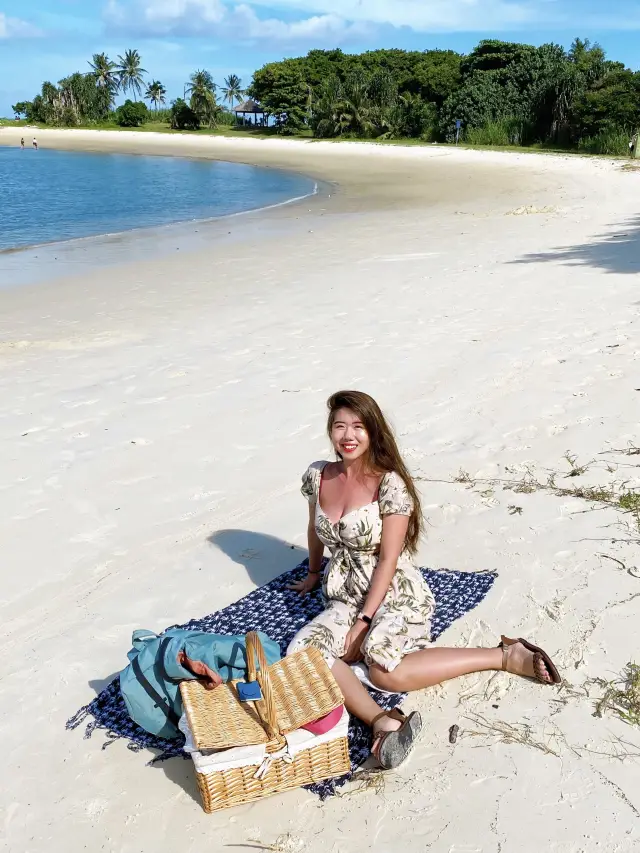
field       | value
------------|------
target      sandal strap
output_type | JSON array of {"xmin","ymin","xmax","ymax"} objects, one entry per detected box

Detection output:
[
  {"xmin": 371, "ymin": 708, "xmax": 406, "ymax": 729},
  {"xmin": 388, "ymin": 708, "xmax": 406, "ymax": 723},
  {"xmin": 499, "ymin": 636, "xmax": 557, "ymax": 683},
  {"xmin": 499, "ymin": 635, "xmax": 517, "ymax": 673}
]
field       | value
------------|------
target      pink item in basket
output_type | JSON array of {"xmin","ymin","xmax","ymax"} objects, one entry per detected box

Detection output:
[{"xmin": 301, "ymin": 705, "xmax": 345, "ymax": 735}]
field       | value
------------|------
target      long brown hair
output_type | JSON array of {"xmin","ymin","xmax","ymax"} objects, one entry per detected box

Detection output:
[{"xmin": 326, "ymin": 390, "xmax": 423, "ymax": 554}]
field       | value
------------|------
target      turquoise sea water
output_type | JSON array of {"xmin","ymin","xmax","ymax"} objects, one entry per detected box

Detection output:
[{"xmin": 0, "ymin": 147, "xmax": 315, "ymax": 252}]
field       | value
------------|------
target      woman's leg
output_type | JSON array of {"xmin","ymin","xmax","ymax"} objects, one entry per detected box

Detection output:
[
  {"xmin": 368, "ymin": 647, "xmax": 504, "ymax": 693},
  {"xmin": 331, "ymin": 658, "xmax": 403, "ymax": 740},
  {"xmin": 286, "ymin": 601, "xmax": 351, "ymax": 662},
  {"xmin": 368, "ymin": 642, "xmax": 555, "ymax": 693},
  {"xmin": 331, "ymin": 658, "xmax": 391, "ymax": 725},
  {"xmin": 287, "ymin": 606, "xmax": 404, "ymax": 736}
]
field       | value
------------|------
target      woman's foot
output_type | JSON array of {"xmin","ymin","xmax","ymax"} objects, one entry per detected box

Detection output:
[
  {"xmin": 500, "ymin": 636, "xmax": 561, "ymax": 684},
  {"xmin": 371, "ymin": 712, "xmax": 402, "ymax": 756},
  {"xmin": 371, "ymin": 709, "xmax": 423, "ymax": 769}
]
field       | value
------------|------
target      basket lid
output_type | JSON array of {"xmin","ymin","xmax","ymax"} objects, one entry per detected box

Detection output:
[{"xmin": 180, "ymin": 644, "xmax": 344, "ymax": 751}]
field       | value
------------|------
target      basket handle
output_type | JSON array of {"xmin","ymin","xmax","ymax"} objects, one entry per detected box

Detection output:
[{"xmin": 245, "ymin": 631, "xmax": 280, "ymax": 740}]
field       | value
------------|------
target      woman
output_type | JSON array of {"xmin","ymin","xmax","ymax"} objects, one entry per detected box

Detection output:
[{"xmin": 288, "ymin": 390, "xmax": 560, "ymax": 769}]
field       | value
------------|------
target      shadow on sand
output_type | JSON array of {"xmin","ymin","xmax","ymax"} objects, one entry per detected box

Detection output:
[
  {"xmin": 150, "ymin": 530, "xmax": 307, "ymax": 803},
  {"xmin": 88, "ymin": 672, "xmax": 122, "ymax": 695},
  {"xmin": 207, "ymin": 528, "xmax": 307, "ymax": 587},
  {"xmin": 150, "ymin": 750, "xmax": 201, "ymax": 805},
  {"xmin": 512, "ymin": 215, "xmax": 640, "ymax": 276}
]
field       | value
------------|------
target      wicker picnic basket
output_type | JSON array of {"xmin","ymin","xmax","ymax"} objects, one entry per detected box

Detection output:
[{"xmin": 180, "ymin": 632, "xmax": 350, "ymax": 812}]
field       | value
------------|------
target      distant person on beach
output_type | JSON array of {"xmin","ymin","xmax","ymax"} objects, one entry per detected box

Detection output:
[
  {"xmin": 32, "ymin": 137, "xmax": 38, "ymax": 151},
  {"xmin": 288, "ymin": 390, "xmax": 561, "ymax": 769},
  {"xmin": 20, "ymin": 137, "xmax": 25, "ymax": 149},
  {"xmin": 629, "ymin": 134, "xmax": 637, "ymax": 158}
]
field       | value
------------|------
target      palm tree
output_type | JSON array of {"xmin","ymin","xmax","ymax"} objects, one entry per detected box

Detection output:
[
  {"xmin": 336, "ymin": 75, "xmax": 376, "ymax": 137},
  {"xmin": 186, "ymin": 69, "xmax": 216, "ymax": 99},
  {"xmin": 145, "ymin": 80, "xmax": 167, "ymax": 111},
  {"xmin": 325, "ymin": 72, "xmax": 376, "ymax": 137},
  {"xmin": 56, "ymin": 74, "xmax": 84, "ymax": 125},
  {"xmin": 221, "ymin": 74, "xmax": 244, "ymax": 109},
  {"xmin": 89, "ymin": 53, "xmax": 119, "ymax": 93},
  {"xmin": 186, "ymin": 69, "xmax": 220, "ymax": 127},
  {"xmin": 117, "ymin": 49, "xmax": 147, "ymax": 100},
  {"xmin": 313, "ymin": 70, "xmax": 398, "ymax": 139}
]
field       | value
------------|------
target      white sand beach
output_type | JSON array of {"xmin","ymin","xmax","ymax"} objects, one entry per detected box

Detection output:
[{"xmin": 1, "ymin": 128, "xmax": 639, "ymax": 852}]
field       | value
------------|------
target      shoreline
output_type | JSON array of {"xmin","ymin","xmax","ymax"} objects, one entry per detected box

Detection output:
[
  {"xmin": 2, "ymin": 128, "xmax": 640, "ymax": 851},
  {"xmin": 2, "ymin": 126, "xmax": 618, "ymax": 213},
  {"xmin": 2, "ymin": 121, "xmax": 631, "ymax": 160},
  {"xmin": 0, "ymin": 174, "xmax": 321, "ymax": 258},
  {"xmin": 1, "ymin": 126, "xmax": 626, "ymax": 286}
]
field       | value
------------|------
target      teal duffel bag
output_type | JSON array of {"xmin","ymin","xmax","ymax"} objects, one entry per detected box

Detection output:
[{"xmin": 119, "ymin": 629, "xmax": 281, "ymax": 739}]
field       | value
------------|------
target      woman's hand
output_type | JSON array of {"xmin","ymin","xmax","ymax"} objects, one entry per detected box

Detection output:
[
  {"xmin": 288, "ymin": 572, "xmax": 321, "ymax": 597},
  {"xmin": 342, "ymin": 620, "xmax": 369, "ymax": 663}
]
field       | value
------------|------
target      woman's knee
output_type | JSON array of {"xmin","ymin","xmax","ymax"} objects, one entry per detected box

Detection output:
[
  {"xmin": 287, "ymin": 631, "xmax": 337, "ymax": 667},
  {"xmin": 286, "ymin": 630, "xmax": 303, "ymax": 657},
  {"xmin": 368, "ymin": 663, "xmax": 403, "ymax": 692}
]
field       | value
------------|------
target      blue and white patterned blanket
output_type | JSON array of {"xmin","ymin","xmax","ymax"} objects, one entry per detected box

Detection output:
[{"xmin": 67, "ymin": 561, "xmax": 496, "ymax": 799}]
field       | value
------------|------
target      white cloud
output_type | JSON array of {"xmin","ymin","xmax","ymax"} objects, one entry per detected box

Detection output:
[
  {"xmin": 106, "ymin": 0, "xmax": 640, "ymax": 43},
  {"xmin": 242, "ymin": 0, "xmax": 538, "ymax": 31},
  {"xmin": 232, "ymin": 5, "xmax": 368, "ymax": 41},
  {"xmin": 104, "ymin": 0, "xmax": 223, "ymax": 35},
  {"xmin": 0, "ymin": 13, "xmax": 43, "ymax": 38},
  {"xmin": 223, "ymin": 0, "xmax": 640, "ymax": 33},
  {"xmin": 104, "ymin": 0, "xmax": 368, "ymax": 43}
]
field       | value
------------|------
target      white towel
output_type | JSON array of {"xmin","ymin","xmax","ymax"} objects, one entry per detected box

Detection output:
[
  {"xmin": 350, "ymin": 661, "xmax": 397, "ymax": 696},
  {"xmin": 179, "ymin": 714, "xmax": 268, "ymax": 773},
  {"xmin": 179, "ymin": 707, "xmax": 349, "ymax": 775}
]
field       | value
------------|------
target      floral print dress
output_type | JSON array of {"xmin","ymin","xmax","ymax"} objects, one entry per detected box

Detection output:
[{"xmin": 287, "ymin": 461, "xmax": 436, "ymax": 672}]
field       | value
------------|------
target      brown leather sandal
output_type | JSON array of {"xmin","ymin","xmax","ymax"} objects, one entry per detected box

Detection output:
[
  {"xmin": 371, "ymin": 708, "xmax": 423, "ymax": 770},
  {"xmin": 499, "ymin": 636, "xmax": 561, "ymax": 685}
]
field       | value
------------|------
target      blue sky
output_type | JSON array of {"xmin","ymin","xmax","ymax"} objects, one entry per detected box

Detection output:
[{"xmin": 1, "ymin": 0, "xmax": 639, "ymax": 115}]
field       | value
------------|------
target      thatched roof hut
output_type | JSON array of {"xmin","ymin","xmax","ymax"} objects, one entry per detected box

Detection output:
[{"xmin": 232, "ymin": 99, "xmax": 266, "ymax": 117}]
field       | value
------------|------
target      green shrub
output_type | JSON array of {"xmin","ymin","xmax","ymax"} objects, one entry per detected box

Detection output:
[
  {"xmin": 11, "ymin": 101, "xmax": 32, "ymax": 120},
  {"xmin": 578, "ymin": 128, "xmax": 631, "ymax": 156},
  {"xmin": 150, "ymin": 107, "xmax": 172, "ymax": 124},
  {"xmin": 464, "ymin": 118, "xmax": 531, "ymax": 146},
  {"xmin": 60, "ymin": 107, "xmax": 79, "ymax": 127},
  {"xmin": 115, "ymin": 100, "xmax": 149, "ymax": 127},
  {"xmin": 217, "ymin": 109, "xmax": 237, "ymax": 126},
  {"xmin": 170, "ymin": 98, "xmax": 200, "ymax": 130}
]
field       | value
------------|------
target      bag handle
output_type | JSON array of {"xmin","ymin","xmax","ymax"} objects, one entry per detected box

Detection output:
[{"xmin": 245, "ymin": 631, "xmax": 280, "ymax": 741}]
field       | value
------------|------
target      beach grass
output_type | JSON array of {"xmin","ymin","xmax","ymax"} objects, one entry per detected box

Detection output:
[{"xmin": 592, "ymin": 664, "xmax": 640, "ymax": 727}]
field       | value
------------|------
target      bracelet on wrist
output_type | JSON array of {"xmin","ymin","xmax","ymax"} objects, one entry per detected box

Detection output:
[
  {"xmin": 307, "ymin": 568, "xmax": 323, "ymax": 575},
  {"xmin": 357, "ymin": 612, "xmax": 373, "ymax": 626}
]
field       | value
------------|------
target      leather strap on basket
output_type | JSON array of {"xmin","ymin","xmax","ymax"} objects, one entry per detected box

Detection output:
[{"xmin": 245, "ymin": 631, "xmax": 280, "ymax": 742}]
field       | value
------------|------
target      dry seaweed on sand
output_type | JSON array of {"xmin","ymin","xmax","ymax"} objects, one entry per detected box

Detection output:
[
  {"xmin": 335, "ymin": 767, "xmax": 386, "ymax": 797},
  {"xmin": 244, "ymin": 834, "xmax": 305, "ymax": 852},
  {"xmin": 462, "ymin": 712, "xmax": 567, "ymax": 757},
  {"xmin": 591, "ymin": 663, "xmax": 640, "ymax": 726}
]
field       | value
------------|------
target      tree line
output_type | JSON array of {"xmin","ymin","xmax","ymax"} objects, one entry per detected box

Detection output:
[
  {"xmin": 246, "ymin": 40, "xmax": 640, "ymax": 154},
  {"xmin": 12, "ymin": 50, "xmax": 245, "ymax": 130},
  {"xmin": 11, "ymin": 39, "xmax": 640, "ymax": 154}
]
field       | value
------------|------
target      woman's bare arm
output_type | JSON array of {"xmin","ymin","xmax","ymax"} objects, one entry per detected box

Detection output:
[
  {"xmin": 289, "ymin": 502, "xmax": 324, "ymax": 595},
  {"xmin": 307, "ymin": 502, "xmax": 325, "ymax": 574}
]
